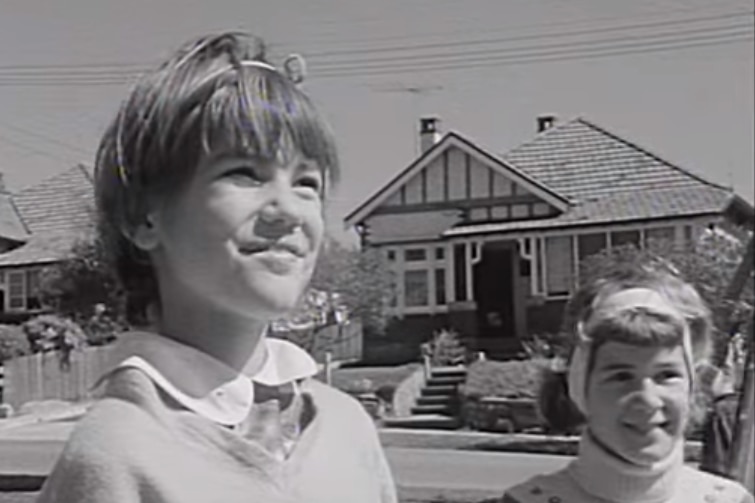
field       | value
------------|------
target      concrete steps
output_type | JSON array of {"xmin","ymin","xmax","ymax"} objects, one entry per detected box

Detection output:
[{"xmin": 388, "ymin": 365, "xmax": 467, "ymax": 429}]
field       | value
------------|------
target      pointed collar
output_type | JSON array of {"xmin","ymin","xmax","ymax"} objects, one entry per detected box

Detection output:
[{"xmin": 107, "ymin": 331, "xmax": 318, "ymax": 425}]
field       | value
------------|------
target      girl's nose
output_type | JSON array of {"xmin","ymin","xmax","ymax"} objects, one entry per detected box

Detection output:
[
  {"xmin": 258, "ymin": 185, "xmax": 302, "ymax": 230},
  {"xmin": 627, "ymin": 378, "xmax": 664, "ymax": 412}
]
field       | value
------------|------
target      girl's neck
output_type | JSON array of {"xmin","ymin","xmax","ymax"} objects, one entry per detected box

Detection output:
[
  {"xmin": 569, "ymin": 429, "xmax": 684, "ymax": 503},
  {"xmin": 155, "ymin": 294, "xmax": 269, "ymax": 374}
]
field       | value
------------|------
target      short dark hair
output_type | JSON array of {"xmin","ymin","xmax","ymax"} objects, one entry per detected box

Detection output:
[{"xmin": 94, "ymin": 32, "xmax": 339, "ymax": 323}]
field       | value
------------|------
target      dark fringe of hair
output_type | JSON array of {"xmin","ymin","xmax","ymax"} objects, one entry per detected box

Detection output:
[{"xmin": 94, "ymin": 32, "xmax": 339, "ymax": 323}]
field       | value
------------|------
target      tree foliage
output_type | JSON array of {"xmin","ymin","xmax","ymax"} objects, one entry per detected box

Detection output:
[
  {"xmin": 38, "ymin": 236, "xmax": 126, "ymax": 326},
  {"xmin": 578, "ymin": 228, "xmax": 754, "ymax": 363},
  {"xmin": 310, "ymin": 238, "xmax": 395, "ymax": 334}
]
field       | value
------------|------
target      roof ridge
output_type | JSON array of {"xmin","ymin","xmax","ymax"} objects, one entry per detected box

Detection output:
[
  {"xmin": 501, "ymin": 115, "xmax": 584, "ymax": 158},
  {"xmin": 576, "ymin": 117, "xmax": 730, "ymax": 191}
]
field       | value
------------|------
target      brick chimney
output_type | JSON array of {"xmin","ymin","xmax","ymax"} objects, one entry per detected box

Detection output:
[
  {"xmin": 537, "ymin": 114, "xmax": 557, "ymax": 133},
  {"xmin": 419, "ymin": 117, "xmax": 441, "ymax": 154}
]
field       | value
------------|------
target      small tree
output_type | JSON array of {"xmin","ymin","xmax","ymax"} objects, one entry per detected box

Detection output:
[
  {"xmin": 38, "ymin": 236, "xmax": 127, "ymax": 345},
  {"xmin": 310, "ymin": 238, "xmax": 395, "ymax": 335},
  {"xmin": 0, "ymin": 324, "xmax": 30, "ymax": 364}
]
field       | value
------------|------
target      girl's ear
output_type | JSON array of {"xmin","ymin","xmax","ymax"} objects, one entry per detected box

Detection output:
[
  {"xmin": 575, "ymin": 320, "xmax": 591, "ymax": 345},
  {"xmin": 129, "ymin": 213, "xmax": 160, "ymax": 251}
]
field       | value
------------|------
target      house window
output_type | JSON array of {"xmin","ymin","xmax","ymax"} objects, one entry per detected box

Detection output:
[
  {"xmin": 404, "ymin": 248, "xmax": 427, "ymax": 262},
  {"xmin": 454, "ymin": 244, "xmax": 467, "ymax": 302},
  {"xmin": 26, "ymin": 269, "xmax": 42, "ymax": 310},
  {"xmin": 578, "ymin": 233, "xmax": 607, "ymax": 261},
  {"xmin": 611, "ymin": 229, "xmax": 641, "ymax": 248},
  {"xmin": 7, "ymin": 271, "xmax": 25, "ymax": 310},
  {"xmin": 434, "ymin": 268, "xmax": 446, "ymax": 306},
  {"xmin": 545, "ymin": 236, "xmax": 574, "ymax": 296},
  {"xmin": 404, "ymin": 270, "xmax": 429, "ymax": 307},
  {"xmin": 386, "ymin": 249, "xmax": 396, "ymax": 262},
  {"xmin": 435, "ymin": 247, "xmax": 445, "ymax": 261}
]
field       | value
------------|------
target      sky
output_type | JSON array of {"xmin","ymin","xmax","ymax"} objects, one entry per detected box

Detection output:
[{"xmin": 0, "ymin": 0, "xmax": 753, "ymax": 244}]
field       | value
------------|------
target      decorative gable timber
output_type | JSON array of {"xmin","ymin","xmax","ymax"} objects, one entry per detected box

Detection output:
[{"xmin": 344, "ymin": 132, "xmax": 569, "ymax": 229}]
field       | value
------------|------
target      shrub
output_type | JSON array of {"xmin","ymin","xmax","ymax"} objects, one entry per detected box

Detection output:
[
  {"xmin": 425, "ymin": 328, "xmax": 467, "ymax": 366},
  {"xmin": 22, "ymin": 315, "xmax": 87, "ymax": 370},
  {"xmin": 460, "ymin": 359, "xmax": 547, "ymax": 399},
  {"xmin": 0, "ymin": 324, "xmax": 30, "ymax": 363}
]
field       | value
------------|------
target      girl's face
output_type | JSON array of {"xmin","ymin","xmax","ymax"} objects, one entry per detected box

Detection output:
[
  {"xmin": 141, "ymin": 147, "xmax": 325, "ymax": 320},
  {"xmin": 586, "ymin": 341, "xmax": 691, "ymax": 466}
]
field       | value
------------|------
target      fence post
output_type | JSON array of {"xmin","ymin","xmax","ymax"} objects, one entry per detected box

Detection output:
[{"xmin": 324, "ymin": 351, "xmax": 333, "ymax": 386}]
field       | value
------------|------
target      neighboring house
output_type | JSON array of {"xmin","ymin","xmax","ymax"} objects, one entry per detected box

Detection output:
[
  {"xmin": 345, "ymin": 116, "xmax": 753, "ymax": 357},
  {"xmin": 0, "ymin": 166, "xmax": 94, "ymax": 321}
]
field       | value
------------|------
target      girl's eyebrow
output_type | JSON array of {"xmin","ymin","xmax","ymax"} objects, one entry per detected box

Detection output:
[{"xmin": 598, "ymin": 362, "xmax": 634, "ymax": 372}]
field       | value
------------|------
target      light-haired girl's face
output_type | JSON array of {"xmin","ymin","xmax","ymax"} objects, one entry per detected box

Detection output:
[{"xmin": 586, "ymin": 341, "xmax": 690, "ymax": 466}]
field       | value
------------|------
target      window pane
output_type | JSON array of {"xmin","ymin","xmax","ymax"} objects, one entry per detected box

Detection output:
[
  {"xmin": 578, "ymin": 233, "xmax": 607, "ymax": 261},
  {"xmin": 454, "ymin": 244, "xmax": 467, "ymax": 302},
  {"xmin": 404, "ymin": 248, "xmax": 427, "ymax": 262},
  {"xmin": 434, "ymin": 268, "xmax": 446, "ymax": 305},
  {"xmin": 545, "ymin": 236, "xmax": 573, "ymax": 295},
  {"xmin": 8, "ymin": 271, "xmax": 25, "ymax": 310},
  {"xmin": 435, "ymin": 247, "xmax": 445, "ymax": 260},
  {"xmin": 26, "ymin": 269, "xmax": 42, "ymax": 310},
  {"xmin": 611, "ymin": 230, "xmax": 641, "ymax": 248},
  {"xmin": 404, "ymin": 270, "xmax": 429, "ymax": 307}
]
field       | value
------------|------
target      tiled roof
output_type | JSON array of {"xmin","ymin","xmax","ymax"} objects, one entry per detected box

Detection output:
[
  {"xmin": 0, "ymin": 192, "xmax": 29, "ymax": 242},
  {"xmin": 0, "ymin": 166, "xmax": 95, "ymax": 268},
  {"xmin": 12, "ymin": 165, "xmax": 94, "ymax": 235},
  {"xmin": 444, "ymin": 185, "xmax": 736, "ymax": 238},
  {"xmin": 0, "ymin": 230, "xmax": 90, "ymax": 267},
  {"xmin": 502, "ymin": 117, "xmax": 724, "ymax": 202}
]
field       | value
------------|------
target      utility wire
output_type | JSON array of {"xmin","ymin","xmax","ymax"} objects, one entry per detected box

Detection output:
[
  {"xmin": 307, "ymin": 23, "xmax": 752, "ymax": 70},
  {"xmin": 0, "ymin": 18, "xmax": 750, "ymax": 85},
  {"xmin": 273, "ymin": 2, "xmax": 754, "ymax": 49},
  {"xmin": 310, "ymin": 34, "xmax": 753, "ymax": 79},
  {"xmin": 301, "ymin": 10, "xmax": 753, "ymax": 58},
  {"xmin": 0, "ymin": 9, "xmax": 750, "ymax": 77},
  {"xmin": 0, "ymin": 122, "xmax": 90, "ymax": 156}
]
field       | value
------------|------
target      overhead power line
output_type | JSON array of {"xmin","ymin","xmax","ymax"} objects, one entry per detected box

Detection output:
[
  {"xmin": 311, "ymin": 33, "xmax": 754, "ymax": 79},
  {"xmin": 0, "ymin": 11, "xmax": 750, "ymax": 86},
  {"xmin": 301, "ymin": 10, "xmax": 753, "ymax": 58}
]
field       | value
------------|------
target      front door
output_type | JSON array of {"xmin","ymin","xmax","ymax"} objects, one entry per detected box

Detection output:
[{"xmin": 473, "ymin": 243, "xmax": 516, "ymax": 345}]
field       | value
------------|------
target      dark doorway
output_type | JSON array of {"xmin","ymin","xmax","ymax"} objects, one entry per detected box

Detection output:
[{"xmin": 473, "ymin": 244, "xmax": 516, "ymax": 342}]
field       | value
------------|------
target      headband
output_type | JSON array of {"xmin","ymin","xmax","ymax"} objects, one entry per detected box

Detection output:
[
  {"xmin": 115, "ymin": 54, "xmax": 308, "ymax": 187},
  {"xmin": 567, "ymin": 287, "xmax": 695, "ymax": 414}
]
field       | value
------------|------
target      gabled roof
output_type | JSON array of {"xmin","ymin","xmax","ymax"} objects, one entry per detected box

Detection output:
[
  {"xmin": 13, "ymin": 165, "xmax": 94, "ymax": 235},
  {"xmin": 444, "ymin": 185, "xmax": 738, "ymax": 238},
  {"xmin": 0, "ymin": 231, "xmax": 90, "ymax": 267},
  {"xmin": 502, "ymin": 117, "xmax": 726, "ymax": 202},
  {"xmin": 344, "ymin": 131, "xmax": 570, "ymax": 227},
  {"xmin": 0, "ymin": 165, "xmax": 94, "ymax": 268},
  {"xmin": 0, "ymin": 192, "xmax": 30, "ymax": 242}
]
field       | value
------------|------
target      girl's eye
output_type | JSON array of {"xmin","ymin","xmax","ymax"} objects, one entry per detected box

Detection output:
[
  {"xmin": 223, "ymin": 167, "xmax": 264, "ymax": 183},
  {"xmin": 295, "ymin": 174, "xmax": 323, "ymax": 194},
  {"xmin": 657, "ymin": 369, "xmax": 684, "ymax": 382},
  {"xmin": 608, "ymin": 371, "xmax": 634, "ymax": 383}
]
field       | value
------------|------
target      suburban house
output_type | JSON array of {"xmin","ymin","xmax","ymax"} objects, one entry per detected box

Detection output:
[
  {"xmin": 345, "ymin": 116, "xmax": 753, "ymax": 357},
  {"xmin": 0, "ymin": 165, "xmax": 94, "ymax": 321}
]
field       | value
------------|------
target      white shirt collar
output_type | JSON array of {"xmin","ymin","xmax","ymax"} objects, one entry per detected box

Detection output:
[{"xmin": 107, "ymin": 331, "xmax": 318, "ymax": 425}]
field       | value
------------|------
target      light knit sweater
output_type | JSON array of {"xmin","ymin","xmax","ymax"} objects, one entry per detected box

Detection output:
[
  {"xmin": 503, "ymin": 432, "xmax": 753, "ymax": 503},
  {"xmin": 36, "ymin": 367, "xmax": 397, "ymax": 503}
]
